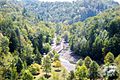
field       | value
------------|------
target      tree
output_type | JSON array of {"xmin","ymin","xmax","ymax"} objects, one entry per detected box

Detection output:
[
  {"xmin": 21, "ymin": 70, "xmax": 34, "ymax": 80},
  {"xmin": 16, "ymin": 58, "xmax": 23, "ymax": 73},
  {"xmin": 9, "ymin": 30, "xmax": 19, "ymax": 52},
  {"xmin": 54, "ymin": 53, "xmax": 59, "ymax": 61},
  {"xmin": 114, "ymin": 55, "xmax": 120, "ymax": 79},
  {"xmin": 84, "ymin": 56, "xmax": 92, "ymax": 68},
  {"xmin": 76, "ymin": 59, "xmax": 83, "ymax": 67},
  {"xmin": 43, "ymin": 43, "xmax": 51, "ymax": 53},
  {"xmin": 103, "ymin": 65, "xmax": 119, "ymax": 80},
  {"xmin": 0, "ymin": 0, "xmax": 7, "ymax": 6},
  {"xmin": 10, "ymin": 67, "xmax": 18, "ymax": 80},
  {"xmin": 34, "ymin": 51, "xmax": 42, "ymax": 64},
  {"xmin": 63, "ymin": 31, "xmax": 69, "ymax": 43},
  {"xmin": 67, "ymin": 71, "xmax": 75, "ymax": 80},
  {"xmin": 61, "ymin": 69, "xmax": 67, "ymax": 80},
  {"xmin": 114, "ymin": 54, "xmax": 120, "ymax": 65},
  {"xmin": 54, "ymin": 60, "xmax": 61, "ymax": 68},
  {"xmin": 104, "ymin": 52, "xmax": 114, "ymax": 64},
  {"xmin": 1, "ymin": 36, "xmax": 9, "ymax": 54},
  {"xmin": 75, "ymin": 65, "xmax": 88, "ymax": 80},
  {"xmin": 52, "ymin": 72, "xmax": 59, "ymax": 80},
  {"xmin": 0, "ymin": 53, "xmax": 18, "ymax": 80},
  {"xmin": 89, "ymin": 61, "xmax": 100, "ymax": 80},
  {"xmin": 29, "ymin": 63, "xmax": 41, "ymax": 75},
  {"xmin": 42, "ymin": 55, "xmax": 51, "ymax": 76}
]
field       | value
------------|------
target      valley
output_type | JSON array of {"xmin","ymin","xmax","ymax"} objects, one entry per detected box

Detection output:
[{"xmin": 0, "ymin": 0, "xmax": 120, "ymax": 80}]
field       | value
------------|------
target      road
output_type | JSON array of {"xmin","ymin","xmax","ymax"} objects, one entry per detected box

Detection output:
[{"xmin": 51, "ymin": 35, "xmax": 76, "ymax": 72}]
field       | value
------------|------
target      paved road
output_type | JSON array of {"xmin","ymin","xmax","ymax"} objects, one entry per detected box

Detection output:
[
  {"xmin": 51, "ymin": 35, "xmax": 76, "ymax": 72},
  {"xmin": 59, "ymin": 57, "xmax": 75, "ymax": 72}
]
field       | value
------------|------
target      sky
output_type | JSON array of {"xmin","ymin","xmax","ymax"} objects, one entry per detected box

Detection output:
[{"xmin": 38, "ymin": 0, "xmax": 120, "ymax": 3}]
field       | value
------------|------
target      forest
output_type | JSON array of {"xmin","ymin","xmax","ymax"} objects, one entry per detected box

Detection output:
[{"xmin": 0, "ymin": 0, "xmax": 120, "ymax": 80}]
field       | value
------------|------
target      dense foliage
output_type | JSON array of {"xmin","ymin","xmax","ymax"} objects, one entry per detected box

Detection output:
[
  {"xmin": 69, "ymin": 6, "xmax": 120, "ymax": 63},
  {"xmin": 23, "ymin": 0, "xmax": 118, "ymax": 24},
  {"xmin": 0, "ymin": 0, "xmax": 120, "ymax": 80},
  {"xmin": 0, "ymin": 0, "xmax": 55, "ymax": 79}
]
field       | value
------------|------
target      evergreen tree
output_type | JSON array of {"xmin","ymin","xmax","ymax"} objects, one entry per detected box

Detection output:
[
  {"xmin": 21, "ymin": 70, "xmax": 33, "ymax": 80},
  {"xmin": 16, "ymin": 58, "xmax": 23, "ymax": 73},
  {"xmin": 43, "ymin": 43, "xmax": 51, "ymax": 53},
  {"xmin": 115, "ymin": 54, "xmax": 120, "ymax": 64},
  {"xmin": 54, "ymin": 53, "xmax": 59, "ymax": 61},
  {"xmin": 84, "ymin": 56, "xmax": 92, "ymax": 68},
  {"xmin": 1, "ymin": 36, "xmax": 9, "ymax": 54},
  {"xmin": 67, "ymin": 71, "xmax": 75, "ymax": 80},
  {"xmin": 76, "ymin": 59, "xmax": 83, "ymax": 67},
  {"xmin": 34, "ymin": 51, "xmax": 42, "ymax": 64},
  {"xmin": 75, "ymin": 65, "xmax": 88, "ymax": 80},
  {"xmin": 114, "ymin": 55, "xmax": 120, "ymax": 79},
  {"xmin": 42, "ymin": 55, "xmax": 51, "ymax": 76},
  {"xmin": 104, "ymin": 52, "xmax": 114, "ymax": 64},
  {"xmin": 9, "ymin": 30, "xmax": 19, "ymax": 52},
  {"xmin": 89, "ymin": 61, "xmax": 100, "ymax": 80}
]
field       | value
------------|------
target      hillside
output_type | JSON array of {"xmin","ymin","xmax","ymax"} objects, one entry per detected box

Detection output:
[
  {"xmin": 68, "ymin": 6, "xmax": 120, "ymax": 63},
  {"xmin": 23, "ymin": 0, "xmax": 119, "ymax": 24},
  {"xmin": 0, "ymin": 0, "xmax": 120, "ymax": 80}
]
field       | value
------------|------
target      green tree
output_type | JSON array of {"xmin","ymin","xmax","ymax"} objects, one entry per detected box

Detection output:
[
  {"xmin": 89, "ymin": 61, "xmax": 100, "ymax": 80},
  {"xmin": 52, "ymin": 72, "xmax": 59, "ymax": 80},
  {"xmin": 76, "ymin": 59, "xmax": 83, "ymax": 67},
  {"xmin": 16, "ymin": 58, "xmax": 23, "ymax": 73},
  {"xmin": 63, "ymin": 31, "xmax": 69, "ymax": 43},
  {"xmin": 61, "ymin": 69, "xmax": 66, "ymax": 80},
  {"xmin": 103, "ymin": 65, "xmax": 119, "ymax": 80},
  {"xmin": 84, "ymin": 56, "xmax": 92, "ymax": 68},
  {"xmin": 54, "ymin": 60, "xmax": 61, "ymax": 68},
  {"xmin": 10, "ymin": 66, "xmax": 18, "ymax": 80},
  {"xmin": 9, "ymin": 30, "xmax": 19, "ymax": 52},
  {"xmin": 115, "ymin": 55, "xmax": 120, "ymax": 79},
  {"xmin": 21, "ymin": 70, "xmax": 34, "ymax": 80},
  {"xmin": 42, "ymin": 55, "xmax": 51, "ymax": 76},
  {"xmin": 115, "ymin": 54, "xmax": 120, "ymax": 64},
  {"xmin": 67, "ymin": 71, "xmax": 75, "ymax": 80},
  {"xmin": 104, "ymin": 52, "xmax": 114, "ymax": 64},
  {"xmin": 34, "ymin": 51, "xmax": 42, "ymax": 64},
  {"xmin": 1, "ymin": 36, "xmax": 9, "ymax": 54},
  {"xmin": 29, "ymin": 63, "xmax": 41, "ymax": 75},
  {"xmin": 75, "ymin": 65, "xmax": 88, "ymax": 80},
  {"xmin": 54, "ymin": 53, "xmax": 59, "ymax": 61},
  {"xmin": 43, "ymin": 43, "xmax": 51, "ymax": 53},
  {"xmin": 0, "ymin": 53, "xmax": 18, "ymax": 80}
]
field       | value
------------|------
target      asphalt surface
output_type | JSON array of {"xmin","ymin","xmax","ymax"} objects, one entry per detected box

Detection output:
[{"xmin": 51, "ymin": 36, "xmax": 76, "ymax": 72}]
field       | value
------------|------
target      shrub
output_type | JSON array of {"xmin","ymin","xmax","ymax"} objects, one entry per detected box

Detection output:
[{"xmin": 29, "ymin": 63, "xmax": 41, "ymax": 75}]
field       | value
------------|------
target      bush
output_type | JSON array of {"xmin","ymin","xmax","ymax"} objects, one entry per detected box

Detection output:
[
  {"xmin": 28, "ymin": 63, "xmax": 41, "ymax": 75},
  {"xmin": 53, "ymin": 60, "xmax": 61, "ymax": 68}
]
